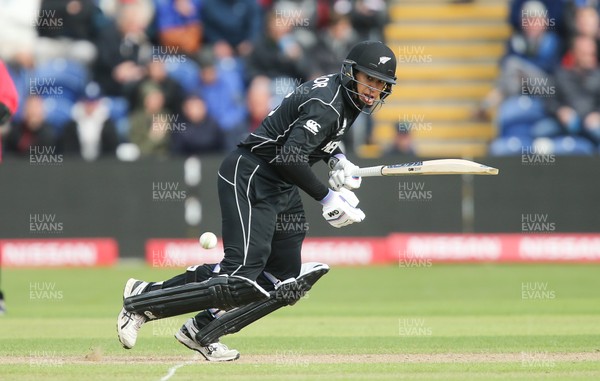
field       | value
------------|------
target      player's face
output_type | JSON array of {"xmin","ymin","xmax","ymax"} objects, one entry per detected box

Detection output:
[{"xmin": 354, "ymin": 71, "xmax": 387, "ymax": 107}]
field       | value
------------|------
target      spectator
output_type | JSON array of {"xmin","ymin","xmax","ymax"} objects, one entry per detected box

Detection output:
[
  {"xmin": 35, "ymin": 0, "xmax": 101, "ymax": 65},
  {"xmin": 246, "ymin": 76, "xmax": 274, "ymax": 132},
  {"xmin": 271, "ymin": 0, "xmax": 327, "ymax": 30},
  {"xmin": 171, "ymin": 95, "xmax": 223, "ymax": 155},
  {"xmin": 506, "ymin": 1, "xmax": 562, "ymax": 74},
  {"xmin": 93, "ymin": 1, "xmax": 154, "ymax": 97},
  {"xmin": 245, "ymin": 9, "xmax": 310, "ymax": 84},
  {"xmin": 129, "ymin": 83, "xmax": 171, "ymax": 157},
  {"xmin": 476, "ymin": 1, "xmax": 562, "ymax": 123},
  {"xmin": 200, "ymin": 0, "xmax": 262, "ymax": 57},
  {"xmin": 0, "ymin": 0, "xmax": 39, "ymax": 63},
  {"xmin": 509, "ymin": 0, "xmax": 568, "ymax": 38},
  {"xmin": 333, "ymin": 0, "xmax": 388, "ymax": 41},
  {"xmin": 153, "ymin": 0, "xmax": 203, "ymax": 55},
  {"xmin": 562, "ymin": 6, "xmax": 600, "ymax": 67},
  {"xmin": 4, "ymin": 96, "xmax": 55, "ymax": 157},
  {"xmin": 548, "ymin": 35, "xmax": 600, "ymax": 145},
  {"xmin": 59, "ymin": 82, "xmax": 119, "ymax": 161},
  {"xmin": 308, "ymin": 12, "xmax": 359, "ymax": 78},
  {"xmin": 270, "ymin": 0, "xmax": 331, "ymax": 48},
  {"xmin": 196, "ymin": 48, "xmax": 248, "ymax": 150},
  {"xmin": 389, "ymin": 122, "xmax": 415, "ymax": 156},
  {"xmin": 131, "ymin": 59, "xmax": 186, "ymax": 115}
]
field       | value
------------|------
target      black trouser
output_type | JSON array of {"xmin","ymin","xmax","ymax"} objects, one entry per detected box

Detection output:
[{"xmin": 161, "ymin": 148, "xmax": 306, "ymax": 291}]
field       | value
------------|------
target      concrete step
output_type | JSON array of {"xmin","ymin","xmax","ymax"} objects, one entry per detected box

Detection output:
[
  {"xmin": 395, "ymin": 43, "xmax": 505, "ymax": 62},
  {"xmin": 396, "ymin": 63, "xmax": 499, "ymax": 81},
  {"xmin": 390, "ymin": 3, "xmax": 508, "ymax": 21},
  {"xmin": 376, "ymin": 122, "xmax": 496, "ymax": 140},
  {"xmin": 413, "ymin": 140, "xmax": 489, "ymax": 158},
  {"xmin": 375, "ymin": 103, "xmax": 478, "ymax": 123},
  {"xmin": 385, "ymin": 23, "xmax": 511, "ymax": 41},
  {"xmin": 396, "ymin": 0, "xmax": 511, "ymax": 4},
  {"xmin": 389, "ymin": 82, "xmax": 492, "ymax": 101}
]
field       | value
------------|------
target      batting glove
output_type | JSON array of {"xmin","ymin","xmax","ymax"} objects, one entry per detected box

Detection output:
[
  {"xmin": 328, "ymin": 154, "xmax": 361, "ymax": 191},
  {"xmin": 320, "ymin": 188, "xmax": 365, "ymax": 228}
]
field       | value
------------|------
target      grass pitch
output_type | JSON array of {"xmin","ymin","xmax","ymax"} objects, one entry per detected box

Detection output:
[{"xmin": 0, "ymin": 264, "xmax": 599, "ymax": 380}]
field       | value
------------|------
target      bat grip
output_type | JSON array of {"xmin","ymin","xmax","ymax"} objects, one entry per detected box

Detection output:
[{"xmin": 350, "ymin": 166, "xmax": 384, "ymax": 177}]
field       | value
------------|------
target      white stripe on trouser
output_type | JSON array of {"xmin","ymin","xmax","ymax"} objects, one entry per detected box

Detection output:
[{"xmin": 230, "ymin": 155, "xmax": 260, "ymax": 276}]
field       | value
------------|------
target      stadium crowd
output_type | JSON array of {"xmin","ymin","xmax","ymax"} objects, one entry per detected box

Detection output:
[
  {"xmin": 482, "ymin": 0, "xmax": 600, "ymax": 155},
  {"xmin": 3, "ymin": 0, "xmax": 600, "ymax": 160},
  {"xmin": 0, "ymin": 0, "xmax": 388, "ymax": 161}
]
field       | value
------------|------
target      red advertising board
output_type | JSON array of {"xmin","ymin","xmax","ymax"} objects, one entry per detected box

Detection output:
[
  {"xmin": 3, "ymin": 233, "xmax": 599, "ymax": 268},
  {"xmin": 145, "ymin": 237, "xmax": 388, "ymax": 267},
  {"xmin": 0, "ymin": 238, "xmax": 118, "ymax": 267},
  {"xmin": 148, "ymin": 234, "xmax": 600, "ymax": 267},
  {"xmin": 388, "ymin": 233, "xmax": 600, "ymax": 263}
]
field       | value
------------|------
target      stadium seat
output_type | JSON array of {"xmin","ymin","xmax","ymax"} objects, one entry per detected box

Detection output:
[
  {"xmin": 32, "ymin": 59, "xmax": 88, "ymax": 102},
  {"xmin": 42, "ymin": 97, "xmax": 74, "ymax": 134},
  {"xmin": 105, "ymin": 96, "xmax": 131, "ymax": 141},
  {"xmin": 546, "ymin": 136, "xmax": 595, "ymax": 156},
  {"xmin": 489, "ymin": 136, "xmax": 533, "ymax": 156},
  {"xmin": 164, "ymin": 59, "xmax": 200, "ymax": 95}
]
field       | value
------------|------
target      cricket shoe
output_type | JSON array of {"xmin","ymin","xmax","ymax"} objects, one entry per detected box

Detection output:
[
  {"xmin": 117, "ymin": 278, "xmax": 149, "ymax": 349},
  {"xmin": 175, "ymin": 318, "xmax": 240, "ymax": 362}
]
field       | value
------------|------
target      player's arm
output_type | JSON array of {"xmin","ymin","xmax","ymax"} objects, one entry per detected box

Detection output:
[
  {"xmin": 271, "ymin": 100, "xmax": 337, "ymax": 201},
  {"xmin": 271, "ymin": 101, "xmax": 365, "ymax": 227}
]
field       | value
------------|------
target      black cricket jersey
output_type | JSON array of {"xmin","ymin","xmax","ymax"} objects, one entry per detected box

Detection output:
[{"xmin": 239, "ymin": 73, "xmax": 360, "ymax": 201}]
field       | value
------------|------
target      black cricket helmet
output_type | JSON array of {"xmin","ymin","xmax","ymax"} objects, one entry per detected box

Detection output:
[{"xmin": 341, "ymin": 41, "xmax": 397, "ymax": 114}]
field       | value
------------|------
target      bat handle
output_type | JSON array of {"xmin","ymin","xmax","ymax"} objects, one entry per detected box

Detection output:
[{"xmin": 350, "ymin": 166, "xmax": 384, "ymax": 177}]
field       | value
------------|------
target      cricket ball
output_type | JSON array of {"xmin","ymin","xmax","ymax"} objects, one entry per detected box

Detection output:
[{"xmin": 199, "ymin": 232, "xmax": 218, "ymax": 249}]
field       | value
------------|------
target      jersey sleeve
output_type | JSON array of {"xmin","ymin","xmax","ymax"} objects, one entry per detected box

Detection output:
[{"xmin": 271, "ymin": 100, "xmax": 339, "ymax": 201}]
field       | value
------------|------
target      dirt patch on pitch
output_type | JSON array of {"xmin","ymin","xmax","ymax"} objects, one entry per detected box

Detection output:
[{"xmin": 1, "ymin": 352, "xmax": 599, "ymax": 365}]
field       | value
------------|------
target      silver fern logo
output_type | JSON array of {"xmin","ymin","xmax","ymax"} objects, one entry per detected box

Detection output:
[{"xmin": 378, "ymin": 56, "xmax": 391, "ymax": 65}]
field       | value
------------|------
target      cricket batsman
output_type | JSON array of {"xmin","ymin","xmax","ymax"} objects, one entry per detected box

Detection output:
[{"xmin": 117, "ymin": 41, "xmax": 397, "ymax": 361}]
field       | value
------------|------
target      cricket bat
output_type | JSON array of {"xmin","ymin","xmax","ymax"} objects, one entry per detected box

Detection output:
[{"xmin": 350, "ymin": 159, "xmax": 499, "ymax": 177}]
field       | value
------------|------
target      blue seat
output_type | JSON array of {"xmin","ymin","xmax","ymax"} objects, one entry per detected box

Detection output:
[
  {"xmin": 548, "ymin": 136, "xmax": 595, "ymax": 156},
  {"xmin": 43, "ymin": 97, "xmax": 74, "ymax": 134},
  {"xmin": 164, "ymin": 59, "xmax": 200, "ymax": 95},
  {"xmin": 32, "ymin": 59, "xmax": 88, "ymax": 102},
  {"xmin": 489, "ymin": 136, "xmax": 533, "ymax": 156},
  {"xmin": 105, "ymin": 96, "xmax": 130, "ymax": 141}
]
